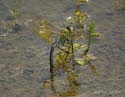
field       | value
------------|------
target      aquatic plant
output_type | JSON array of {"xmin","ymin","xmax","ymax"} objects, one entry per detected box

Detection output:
[
  {"xmin": 3, "ymin": 0, "xmax": 23, "ymax": 24},
  {"xmin": 124, "ymin": 0, "xmax": 125, "ymax": 8},
  {"xmin": 1, "ymin": 0, "xmax": 23, "ymax": 36},
  {"xmin": 22, "ymin": 0, "xmax": 101, "ymax": 95},
  {"xmin": 30, "ymin": 0, "xmax": 101, "ymax": 74},
  {"xmin": 112, "ymin": 0, "xmax": 125, "ymax": 10}
]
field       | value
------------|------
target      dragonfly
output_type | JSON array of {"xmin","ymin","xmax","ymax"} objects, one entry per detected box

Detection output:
[
  {"xmin": 24, "ymin": 13, "xmax": 74, "ymax": 71},
  {"xmin": 24, "ymin": 13, "xmax": 100, "ymax": 72},
  {"xmin": 24, "ymin": 13, "xmax": 74, "ymax": 49}
]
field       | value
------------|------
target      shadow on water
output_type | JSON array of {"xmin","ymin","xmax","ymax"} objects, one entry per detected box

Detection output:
[
  {"xmin": 41, "ymin": 59, "xmax": 96, "ymax": 97},
  {"xmin": 42, "ymin": 64, "xmax": 79, "ymax": 97}
]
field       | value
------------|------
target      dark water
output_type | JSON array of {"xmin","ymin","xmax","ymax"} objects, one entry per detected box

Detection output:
[{"xmin": 0, "ymin": 0, "xmax": 125, "ymax": 97}]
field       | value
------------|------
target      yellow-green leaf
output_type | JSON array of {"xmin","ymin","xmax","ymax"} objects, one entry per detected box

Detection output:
[
  {"xmin": 75, "ymin": 58, "xmax": 85, "ymax": 65},
  {"xmin": 79, "ymin": 0, "xmax": 88, "ymax": 2},
  {"xmin": 73, "ymin": 43, "xmax": 80, "ymax": 48}
]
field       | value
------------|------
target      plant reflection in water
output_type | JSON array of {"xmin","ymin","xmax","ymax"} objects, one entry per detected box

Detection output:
[{"xmin": 42, "ymin": 64, "xmax": 79, "ymax": 97}]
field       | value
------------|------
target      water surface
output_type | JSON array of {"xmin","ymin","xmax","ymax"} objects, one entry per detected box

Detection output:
[{"xmin": 0, "ymin": 0, "xmax": 125, "ymax": 97}]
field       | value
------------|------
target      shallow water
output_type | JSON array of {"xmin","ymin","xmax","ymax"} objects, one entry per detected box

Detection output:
[{"xmin": 0, "ymin": 0, "xmax": 125, "ymax": 97}]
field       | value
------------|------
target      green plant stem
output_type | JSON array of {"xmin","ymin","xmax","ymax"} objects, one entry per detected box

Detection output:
[
  {"xmin": 65, "ymin": 43, "xmax": 72, "ymax": 61},
  {"xmin": 83, "ymin": 40, "xmax": 90, "ymax": 55},
  {"xmin": 71, "ymin": 40, "xmax": 74, "ymax": 53},
  {"xmin": 57, "ymin": 45, "xmax": 71, "ymax": 54}
]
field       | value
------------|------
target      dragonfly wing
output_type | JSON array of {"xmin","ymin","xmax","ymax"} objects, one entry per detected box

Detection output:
[
  {"xmin": 25, "ymin": 13, "xmax": 61, "ymax": 34},
  {"xmin": 23, "ymin": 13, "xmax": 63, "ymax": 43}
]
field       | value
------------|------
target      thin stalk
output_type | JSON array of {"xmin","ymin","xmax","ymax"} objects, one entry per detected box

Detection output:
[
  {"xmin": 83, "ymin": 38, "xmax": 91, "ymax": 56},
  {"xmin": 71, "ymin": 40, "xmax": 75, "ymax": 66},
  {"xmin": 65, "ymin": 43, "xmax": 72, "ymax": 61},
  {"xmin": 71, "ymin": 40, "xmax": 74, "ymax": 53},
  {"xmin": 57, "ymin": 45, "xmax": 71, "ymax": 54}
]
